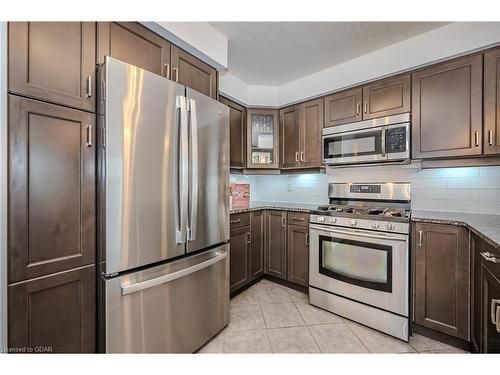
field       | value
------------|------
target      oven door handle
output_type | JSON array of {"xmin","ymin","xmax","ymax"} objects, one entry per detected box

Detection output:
[{"xmin": 310, "ymin": 224, "xmax": 408, "ymax": 242}]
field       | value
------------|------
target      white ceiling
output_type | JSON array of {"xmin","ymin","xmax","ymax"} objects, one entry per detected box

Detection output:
[{"xmin": 209, "ymin": 22, "xmax": 449, "ymax": 85}]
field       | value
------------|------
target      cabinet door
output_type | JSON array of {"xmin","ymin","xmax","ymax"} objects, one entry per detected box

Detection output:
[
  {"xmin": 412, "ymin": 55, "xmax": 483, "ymax": 159},
  {"xmin": 9, "ymin": 22, "xmax": 96, "ymax": 112},
  {"xmin": 229, "ymin": 226, "xmax": 250, "ymax": 293},
  {"xmin": 484, "ymin": 47, "xmax": 500, "ymax": 155},
  {"xmin": 324, "ymin": 87, "xmax": 362, "ymax": 127},
  {"xmin": 287, "ymin": 224, "xmax": 309, "ymax": 287},
  {"xmin": 481, "ymin": 263, "xmax": 500, "ymax": 353},
  {"xmin": 97, "ymin": 22, "xmax": 171, "ymax": 78},
  {"xmin": 362, "ymin": 74, "xmax": 410, "ymax": 119},
  {"xmin": 247, "ymin": 109, "xmax": 279, "ymax": 169},
  {"xmin": 413, "ymin": 223, "xmax": 470, "ymax": 340},
  {"xmin": 8, "ymin": 265, "xmax": 95, "ymax": 353},
  {"xmin": 300, "ymin": 98, "xmax": 324, "ymax": 168},
  {"xmin": 220, "ymin": 97, "xmax": 246, "ymax": 168},
  {"xmin": 280, "ymin": 105, "xmax": 300, "ymax": 168},
  {"xmin": 171, "ymin": 45, "xmax": 217, "ymax": 98},
  {"xmin": 471, "ymin": 234, "xmax": 483, "ymax": 352},
  {"xmin": 250, "ymin": 211, "xmax": 265, "ymax": 279},
  {"xmin": 265, "ymin": 211, "xmax": 287, "ymax": 279},
  {"xmin": 8, "ymin": 96, "xmax": 95, "ymax": 283}
]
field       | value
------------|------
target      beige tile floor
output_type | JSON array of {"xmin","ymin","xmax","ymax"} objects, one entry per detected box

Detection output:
[{"xmin": 197, "ymin": 279, "xmax": 468, "ymax": 354}]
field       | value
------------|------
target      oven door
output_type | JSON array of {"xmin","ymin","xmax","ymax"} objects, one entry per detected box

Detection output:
[
  {"xmin": 323, "ymin": 126, "xmax": 387, "ymax": 165},
  {"xmin": 309, "ymin": 224, "xmax": 409, "ymax": 316}
]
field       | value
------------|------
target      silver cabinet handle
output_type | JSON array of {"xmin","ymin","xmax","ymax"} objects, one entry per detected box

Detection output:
[
  {"xmin": 187, "ymin": 98, "xmax": 198, "ymax": 241},
  {"xmin": 305, "ymin": 233, "xmax": 309, "ymax": 246},
  {"xmin": 488, "ymin": 130, "xmax": 494, "ymax": 146},
  {"xmin": 295, "ymin": 151, "xmax": 299, "ymax": 162},
  {"xmin": 121, "ymin": 250, "xmax": 227, "ymax": 295},
  {"xmin": 356, "ymin": 103, "xmax": 361, "ymax": 115},
  {"xmin": 282, "ymin": 216, "xmax": 286, "ymax": 228},
  {"xmin": 418, "ymin": 230, "xmax": 423, "ymax": 247},
  {"xmin": 300, "ymin": 151, "xmax": 305, "ymax": 162},
  {"xmin": 481, "ymin": 252, "xmax": 500, "ymax": 263},
  {"xmin": 176, "ymin": 95, "xmax": 189, "ymax": 244},
  {"xmin": 173, "ymin": 67, "xmax": 179, "ymax": 82},
  {"xmin": 247, "ymin": 232, "xmax": 251, "ymax": 244},
  {"xmin": 364, "ymin": 101, "xmax": 368, "ymax": 114},
  {"xmin": 474, "ymin": 131, "xmax": 480, "ymax": 147},
  {"xmin": 381, "ymin": 127, "xmax": 386, "ymax": 158},
  {"xmin": 85, "ymin": 125, "xmax": 92, "ymax": 147},
  {"xmin": 291, "ymin": 217, "xmax": 305, "ymax": 222},
  {"xmin": 491, "ymin": 299, "xmax": 500, "ymax": 326},
  {"xmin": 230, "ymin": 218, "xmax": 241, "ymax": 224},
  {"xmin": 164, "ymin": 63, "xmax": 170, "ymax": 79},
  {"xmin": 86, "ymin": 76, "xmax": 92, "ymax": 98}
]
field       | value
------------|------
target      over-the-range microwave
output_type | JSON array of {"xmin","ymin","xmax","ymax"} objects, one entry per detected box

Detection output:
[{"xmin": 323, "ymin": 113, "xmax": 410, "ymax": 166}]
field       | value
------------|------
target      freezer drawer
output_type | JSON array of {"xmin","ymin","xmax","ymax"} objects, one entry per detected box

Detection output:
[{"xmin": 103, "ymin": 244, "xmax": 229, "ymax": 353}]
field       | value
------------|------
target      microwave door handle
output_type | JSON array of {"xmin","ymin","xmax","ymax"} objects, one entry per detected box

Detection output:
[
  {"xmin": 187, "ymin": 98, "xmax": 198, "ymax": 241},
  {"xmin": 176, "ymin": 96, "xmax": 189, "ymax": 244},
  {"xmin": 310, "ymin": 224, "xmax": 407, "ymax": 241}
]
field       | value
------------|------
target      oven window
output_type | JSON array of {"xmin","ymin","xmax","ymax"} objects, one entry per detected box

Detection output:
[
  {"xmin": 324, "ymin": 129, "xmax": 383, "ymax": 159},
  {"xmin": 318, "ymin": 235, "xmax": 392, "ymax": 292}
]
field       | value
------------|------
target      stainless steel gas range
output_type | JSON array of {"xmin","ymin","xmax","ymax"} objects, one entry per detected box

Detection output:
[{"xmin": 309, "ymin": 182, "xmax": 411, "ymax": 341}]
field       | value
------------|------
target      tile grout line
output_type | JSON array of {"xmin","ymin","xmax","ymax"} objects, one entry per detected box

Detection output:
[
  {"xmin": 343, "ymin": 321, "xmax": 371, "ymax": 353},
  {"xmin": 288, "ymin": 287, "xmax": 322, "ymax": 353}
]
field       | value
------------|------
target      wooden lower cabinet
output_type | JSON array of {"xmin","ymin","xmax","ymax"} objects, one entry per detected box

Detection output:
[
  {"xmin": 413, "ymin": 223, "xmax": 470, "ymax": 340},
  {"xmin": 265, "ymin": 211, "xmax": 287, "ymax": 280},
  {"xmin": 250, "ymin": 211, "xmax": 265, "ymax": 279},
  {"xmin": 8, "ymin": 265, "xmax": 96, "ymax": 353},
  {"xmin": 229, "ymin": 226, "xmax": 251, "ymax": 293},
  {"xmin": 286, "ymin": 224, "xmax": 309, "ymax": 287}
]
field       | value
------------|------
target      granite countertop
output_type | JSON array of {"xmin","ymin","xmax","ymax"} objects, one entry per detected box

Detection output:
[
  {"xmin": 412, "ymin": 210, "xmax": 500, "ymax": 250},
  {"xmin": 230, "ymin": 201, "xmax": 319, "ymax": 214}
]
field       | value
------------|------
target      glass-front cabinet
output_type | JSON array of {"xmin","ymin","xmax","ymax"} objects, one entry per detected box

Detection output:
[{"xmin": 246, "ymin": 109, "xmax": 279, "ymax": 169}]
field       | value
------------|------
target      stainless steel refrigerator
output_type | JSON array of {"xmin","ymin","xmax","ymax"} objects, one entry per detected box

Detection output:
[{"xmin": 97, "ymin": 57, "xmax": 230, "ymax": 353}]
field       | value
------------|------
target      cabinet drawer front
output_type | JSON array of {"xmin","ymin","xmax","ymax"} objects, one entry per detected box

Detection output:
[
  {"xmin": 287, "ymin": 212, "xmax": 310, "ymax": 227},
  {"xmin": 9, "ymin": 22, "xmax": 96, "ymax": 112},
  {"xmin": 230, "ymin": 212, "xmax": 251, "ymax": 229},
  {"xmin": 8, "ymin": 265, "xmax": 96, "ymax": 353},
  {"xmin": 8, "ymin": 96, "xmax": 96, "ymax": 283}
]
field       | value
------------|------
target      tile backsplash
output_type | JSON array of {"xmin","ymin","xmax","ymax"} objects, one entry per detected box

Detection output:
[{"xmin": 230, "ymin": 163, "xmax": 500, "ymax": 214}]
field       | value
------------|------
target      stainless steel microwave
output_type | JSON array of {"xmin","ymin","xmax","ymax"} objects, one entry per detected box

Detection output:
[{"xmin": 323, "ymin": 113, "xmax": 410, "ymax": 166}]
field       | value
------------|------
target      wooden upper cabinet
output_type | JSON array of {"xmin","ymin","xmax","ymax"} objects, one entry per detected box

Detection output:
[
  {"xmin": 300, "ymin": 98, "xmax": 324, "ymax": 167},
  {"xmin": 171, "ymin": 45, "xmax": 217, "ymax": 98},
  {"xmin": 8, "ymin": 96, "xmax": 95, "ymax": 283},
  {"xmin": 413, "ymin": 223, "xmax": 470, "ymax": 340},
  {"xmin": 97, "ymin": 22, "xmax": 171, "ymax": 77},
  {"xmin": 8, "ymin": 265, "xmax": 95, "ymax": 353},
  {"xmin": 220, "ymin": 96, "xmax": 246, "ymax": 168},
  {"xmin": 362, "ymin": 74, "xmax": 410, "ymax": 119},
  {"xmin": 280, "ymin": 105, "xmax": 300, "ymax": 168},
  {"xmin": 8, "ymin": 22, "xmax": 96, "ymax": 112},
  {"xmin": 484, "ymin": 47, "xmax": 500, "ymax": 155},
  {"xmin": 247, "ymin": 109, "xmax": 279, "ymax": 169},
  {"xmin": 324, "ymin": 87, "xmax": 362, "ymax": 127},
  {"xmin": 412, "ymin": 54, "xmax": 483, "ymax": 159}
]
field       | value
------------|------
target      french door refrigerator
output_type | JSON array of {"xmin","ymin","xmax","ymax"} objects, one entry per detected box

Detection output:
[{"xmin": 97, "ymin": 57, "xmax": 230, "ymax": 353}]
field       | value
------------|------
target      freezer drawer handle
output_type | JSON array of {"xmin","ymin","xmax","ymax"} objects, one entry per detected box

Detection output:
[{"xmin": 121, "ymin": 250, "xmax": 228, "ymax": 295}]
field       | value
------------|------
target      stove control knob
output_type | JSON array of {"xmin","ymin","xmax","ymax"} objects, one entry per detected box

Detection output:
[
  {"xmin": 371, "ymin": 222, "xmax": 380, "ymax": 229},
  {"xmin": 350, "ymin": 219, "xmax": 357, "ymax": 226},
  {"xmin": 386, "ymin": 223, "xmax": 395, "ymax": 231},
  {"xmin": 329, "ymin": 217, "xmax": 337, "ymax": 224},
  {"xmin": 317, "ymin": 216, "xmax": 325, "ymax": 223}
]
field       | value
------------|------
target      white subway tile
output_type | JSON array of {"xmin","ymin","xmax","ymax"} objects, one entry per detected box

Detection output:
[
  {"xmin": 477, "ymin": 190, "xmax": 500, "ymax": 201},
  {"xmin": 418, "ymin": 167, "xmax": 479, "ymax": 178},
  {"xmin": 412, "ymin": 199, "xmax": 448, "ymax": 211},
  {"xmin": 417, "ymin": 188, "xmax": 478, "ymax": 201},
  {"xmin": 479, "ymin": 166, "xmax": 500, "ymax": 177},
  {"xmin": 446, "ymin": 200, "xmax": 500, "ymax": 214},
  {"xmin": 412, "ymin": 178, "xmax": 447, "ymax": 189},
  {"xmin": 447, "ymin": 177, "xmax": 500, "ymax": 189}
]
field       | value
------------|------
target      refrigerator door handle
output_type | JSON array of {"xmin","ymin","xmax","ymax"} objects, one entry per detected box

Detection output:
[
  {"xmin": 120, "ymin": 250, "xmax": 228, "ymax": 295},
  {"xmin": 188, "ymin": 98, "xmax": 199, "ymax": 241},
  {"xmin": 176, "ymin": 95, "xmax": 189, "ymax": 244}
]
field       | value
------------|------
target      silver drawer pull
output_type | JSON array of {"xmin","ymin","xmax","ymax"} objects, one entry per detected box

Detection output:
[
  {"xmin": 418, "ymin": 230, "xmax": 423, "ymax": 247},
  {"xmin": 496, "ymin": 306, "xmax": 500, "ymax": 333},
  {"xmin": 291, "ymin": 217, "xmax": 305, "ymax": 221},
  {"xmin": 491, "ymin": 299, "xmax": 500, "ymax": 326},
  {"xmin": 230, "ymin": 218, "xmax": 241, "ymax": 224},
  {"xmin": 86, "ymin": 125, "xmax": 92, "ymax": 147},
  {"xmin": 86, "ymin": 76, "xmax": 92, "ymax": 98},
  {"xmin": 481, "ymin": 252, "xmax": 500, "ymax": 263}
]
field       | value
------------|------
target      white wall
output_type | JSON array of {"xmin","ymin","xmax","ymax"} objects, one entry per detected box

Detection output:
[
  {"xmin": 143, "ymin": 22, "xmax": 228, "ymax": 70},
  {"xmin": 220, "ymin": 22, "xmax": 500, "ymax": 107},
  {"xmin": 230, "ymin": 165, "xmax": 500, "ymax": 215},
  {"xmin": 0, "ymin": 21, "xmax": 7, "ymax": 349}
]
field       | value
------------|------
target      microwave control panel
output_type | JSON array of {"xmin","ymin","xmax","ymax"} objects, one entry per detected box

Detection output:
[{"xmin": 386, "ymin": 127, "xmax": 407, "ymax": 153}]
